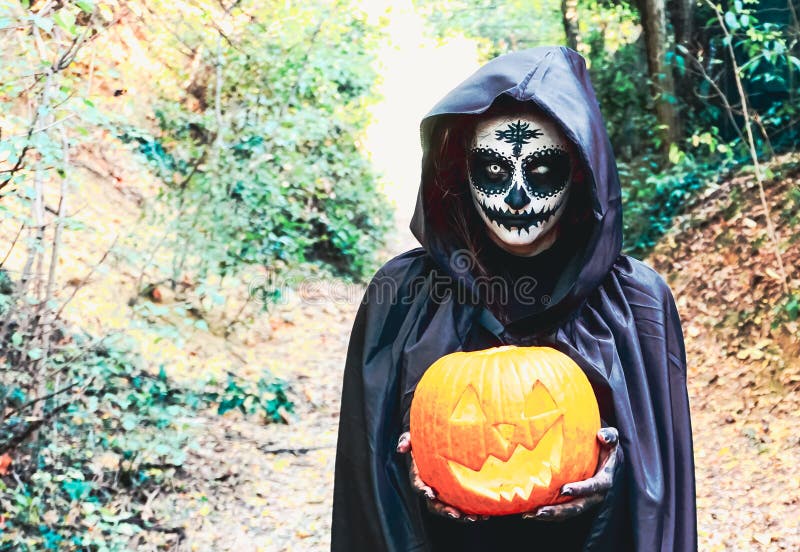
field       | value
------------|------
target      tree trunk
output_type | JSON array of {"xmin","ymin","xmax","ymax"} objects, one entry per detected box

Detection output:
[
  {"xmin": 668, "ymin": 0, "xmax": 694, "ymax": 140},
  {"xmin": 637, "ymin": 0, "xmax": 678, "ymax": 150},
  {"xmin": 561, "ymin": 0, "xmax": 580, "ymax": 51},
  {"xmin": 669, "ymin": 0, "xmax": 694, "ymax": 46}
]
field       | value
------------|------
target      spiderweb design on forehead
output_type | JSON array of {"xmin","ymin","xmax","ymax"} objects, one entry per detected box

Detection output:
[{"xmin": 493, "ymin": 120, "xmax": 544, "ymax": 158}]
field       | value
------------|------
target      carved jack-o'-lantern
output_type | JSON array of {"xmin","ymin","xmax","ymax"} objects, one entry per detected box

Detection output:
[{"xmin": 409, "ymin": 346, "xmax": 600, "ymax": 516}]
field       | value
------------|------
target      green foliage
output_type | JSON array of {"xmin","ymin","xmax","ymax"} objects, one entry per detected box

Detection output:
[
  {"xmin": 1, "ymin": 265, "xmax": 294, "ymax": 549},
  {"xmin": 0, "ymin": 2, "xmax": 111, "ymax": 194},
  {"xmin": 0, "ymin": 326, "xmax": 295, "ymax": 550},
  {"xmin": 772, "ymin": 291, "xmax": 800, "ymax": 328},
  {"xmin": 120, "ymin": 0, "xmax": 391, "ymax": 285},
  {"xmin": 1, "ymin": 335, "xmax": 194, "ymax": 549},
  {"xmin": 207, "ymin": 371, "xmax": 294, "ymax": 423},
  {"xmin": 685, "ymin": 0, "xmax": 800, "ymax": 152},
  {"xmin": 412, "ymin": 0, "xmax": 563, "ymax": 60},
  {"xmin": 620, "ymin": 151, "xmax": 732, "ymax": 255},
  {"xmin": 574, "ymin": 0, "xmax": 665, "ymax": 166}
]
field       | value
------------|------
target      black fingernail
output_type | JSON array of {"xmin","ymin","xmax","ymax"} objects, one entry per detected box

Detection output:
[{"xmin": 561, "ymin": 486, "xmax": 573, "ymax": 496}]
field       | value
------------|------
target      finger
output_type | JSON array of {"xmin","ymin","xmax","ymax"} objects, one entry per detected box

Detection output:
[
  {"xmin": 597, "ymin": 427, "xmax": 619, "ymax": 447},
  {"xmin": 561, "ymin": 444, "xmax": 618, "ymax": 497},
  {"xmin": 424, "ymin": 496, "xmax": 487, "ymax": 523},
  {"xmin": 409, "ymin": 455, "xmax": 436, "ymax": 500},
  {"xmin": 523, "ymin": 494, "xmax": 604, "ymax": 521},
  {"xmin": 396, "ymin": 431, "xmax": 411, "ymax": 454},
  {"xmin": 460, "ymin": 513, "xmax": 490, "ymax": 523},
  {"xmin": 591, "ymin": 427, "xmax": 618, "ymax": 470},
  {"xmin": 426, "ymin": 498, "xmax": 463, "ymax": 520}
]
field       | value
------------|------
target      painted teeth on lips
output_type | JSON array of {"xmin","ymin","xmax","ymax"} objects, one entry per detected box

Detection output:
[
  {"xmin": 503, "ymin": 206, "xmax": 536, "ymax": 216},
  {"xmin": 481, "ymin": 199, "xmax": 560, "ymax": 221}
]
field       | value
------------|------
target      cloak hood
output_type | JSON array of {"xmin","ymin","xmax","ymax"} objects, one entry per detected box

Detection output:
[{"xmin": 410, "ymin": 46, "xmax": 623, "ymax": 329}]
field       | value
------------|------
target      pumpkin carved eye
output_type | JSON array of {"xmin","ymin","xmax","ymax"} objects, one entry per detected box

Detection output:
[
  {"xmin": 523, "ymin": 381, "xmax": 562, "ymax": 450},
  {"xmin": 444, "ymin": 385, "xmax": 490, "ymax": 472},
  {"xmin": 450, "ymin": 385, "xmax": 485, "ymax": 423},
  {"xmin": 410, "ymin": 346, "xmax": 600, "ymax": 516}
]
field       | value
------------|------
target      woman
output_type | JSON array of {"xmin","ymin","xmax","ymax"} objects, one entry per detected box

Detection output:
[{"xmin": 332, "ymin": 46, "xmax": 696, "ymax": 552}]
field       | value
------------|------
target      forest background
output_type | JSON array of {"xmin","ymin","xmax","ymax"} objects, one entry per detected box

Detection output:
[{"xmin": 1, "ymin": 0, "xmax": 799, "ymax": 550}]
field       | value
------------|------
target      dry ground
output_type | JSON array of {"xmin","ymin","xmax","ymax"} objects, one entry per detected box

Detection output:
[{"xmin": 149, "ymin": 291, "xmax": 362, "ymax": 551}]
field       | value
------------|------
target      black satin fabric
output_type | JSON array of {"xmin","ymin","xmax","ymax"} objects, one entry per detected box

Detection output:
[
  {"xmin": 478, "ymin": 226, "xmax": 587, "ymax": 325},
  {"xmin": 332, "ymin": 47, "xmax": 696, "ymax": 552}
]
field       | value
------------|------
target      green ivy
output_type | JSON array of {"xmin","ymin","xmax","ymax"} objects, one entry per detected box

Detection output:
[{"xmin": 207, "ymin": 371, "xmax": 294, "ymax": 423}]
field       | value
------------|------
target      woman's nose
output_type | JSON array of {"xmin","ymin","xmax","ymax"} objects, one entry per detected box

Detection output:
[{"xmin": 504, "ymin": 183, "xmax": 530, "ymax": 211}]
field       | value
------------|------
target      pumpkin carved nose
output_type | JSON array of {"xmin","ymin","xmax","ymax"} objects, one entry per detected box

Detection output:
[{"xmin": 494, "ymin": 423, "xmax": 517, "ymax": 444}]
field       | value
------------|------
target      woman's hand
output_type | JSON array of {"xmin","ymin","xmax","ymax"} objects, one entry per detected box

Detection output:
[
  {"xmin": 397, "ymin": 427, "xmax": 620, "ymax": 523},
  {"xmin": 521, "ymin": 427, "xmax": 621, "ymax": 521},
  {"xmin": 396, "ymin": 431, "xmax": 489, "ymax": 523}
]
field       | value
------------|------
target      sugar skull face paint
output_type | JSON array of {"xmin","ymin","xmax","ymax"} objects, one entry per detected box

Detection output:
[{"xmin": 468, "ymin": 112, "xmax": 574, "ymax": 252}]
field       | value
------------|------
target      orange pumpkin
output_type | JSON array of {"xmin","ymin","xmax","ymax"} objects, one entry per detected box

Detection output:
[{"xmin": 409, "ymin": 345, "xmax": 600, "ymax": 516}]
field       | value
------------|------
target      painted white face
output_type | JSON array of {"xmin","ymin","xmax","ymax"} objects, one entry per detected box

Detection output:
[{"xmin": 468, "ymin": 112, "xmax": 573, "ymax": 250}]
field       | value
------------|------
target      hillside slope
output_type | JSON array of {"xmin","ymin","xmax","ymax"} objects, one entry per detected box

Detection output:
[{"xmin": 648, "ymin": 155, "xmax": 800, "ymax": 551}]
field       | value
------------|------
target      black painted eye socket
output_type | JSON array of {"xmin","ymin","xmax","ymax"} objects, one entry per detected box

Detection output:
[
  {"xmin": 522, "ymin": 148, "xmax": 571, "ymax": 197},
  {"xmin": 469, "ymin": 148, "xmax": 513, "ymax": 193}
]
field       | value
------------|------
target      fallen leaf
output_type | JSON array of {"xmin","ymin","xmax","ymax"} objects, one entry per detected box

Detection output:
[
  {"xmin": 752, "ymin": 532, "xmax": 772, "ymax": 545},
  {"xmin": 0, "ymin": 453, "xmax": 11, "ymax": 475},
  {"xmin": 754, "ymin": 339, "xmax": 771, "ymax": 350}
]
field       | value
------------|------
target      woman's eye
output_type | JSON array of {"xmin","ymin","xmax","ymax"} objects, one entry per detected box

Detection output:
[
  {"xmin": 528, "ymin": 165, "xmax": 550, "ymax": 175},
  {"xmin": 485, "ymin": 164, "xmax": 506, "ymax": 178}
]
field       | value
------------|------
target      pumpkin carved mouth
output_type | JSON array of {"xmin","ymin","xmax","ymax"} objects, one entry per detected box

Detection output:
[{"xmin": 445, "ymin": 416, "xmax": 564, "ymax": 503}]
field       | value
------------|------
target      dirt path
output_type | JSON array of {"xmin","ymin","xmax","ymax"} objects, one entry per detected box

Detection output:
[{"xmin": 150, "ymin": 289, "xmax": 362, "ymax": 551}]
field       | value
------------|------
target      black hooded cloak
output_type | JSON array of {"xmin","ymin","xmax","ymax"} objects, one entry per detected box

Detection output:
[{"xmin": 332, "ymin": 47, "xmax": 696, "ymax": 552}]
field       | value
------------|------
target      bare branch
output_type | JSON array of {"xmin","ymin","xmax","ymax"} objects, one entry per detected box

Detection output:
[
  {"xmin": 4, "ymin": 379, "xmax": 86, "ymax": 420},
  {"xmin": 55, "ymin": 235, "xmax": 119, "ymax": 321},
  {"xmin": 0, "ymin": 224, "xmax": 24, "ymax": 268}
]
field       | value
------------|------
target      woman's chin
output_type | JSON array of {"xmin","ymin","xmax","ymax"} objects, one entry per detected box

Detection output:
[{"xmin": 487, "ymin": 225, "xmax": 559, "ymax": 257}]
